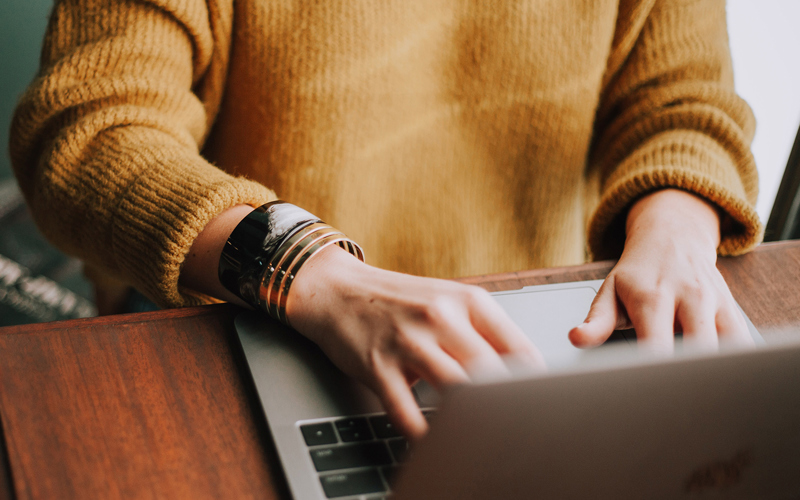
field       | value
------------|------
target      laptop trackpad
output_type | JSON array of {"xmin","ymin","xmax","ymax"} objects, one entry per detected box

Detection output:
[
  {"xmin": 494, "ymin": 284, "xmax": 614, "ymax": 368},
  {"xmin": 414, "ymin": 283, "xmax": 605, "ymax": 407}
]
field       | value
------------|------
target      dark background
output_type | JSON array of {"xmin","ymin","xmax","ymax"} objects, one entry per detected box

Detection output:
[{"xmin": 1, "ymin": 0, "xmax": 96, "ymax": 326}]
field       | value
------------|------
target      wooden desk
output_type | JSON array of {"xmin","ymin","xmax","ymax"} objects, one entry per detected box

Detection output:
[{"xmin": 1, "ymin": 241, "xmax": 799, "ymax": 500}]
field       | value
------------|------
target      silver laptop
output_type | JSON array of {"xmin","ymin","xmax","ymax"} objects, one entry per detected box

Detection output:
[{"xmin": 234, "ymin": 280, "xmax": 798, "ymax": 499}]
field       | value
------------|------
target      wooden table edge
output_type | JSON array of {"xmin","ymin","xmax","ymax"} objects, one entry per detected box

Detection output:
[{"xmin": 1, "ymin": 240, "xmax": 795, "ymax": 338}]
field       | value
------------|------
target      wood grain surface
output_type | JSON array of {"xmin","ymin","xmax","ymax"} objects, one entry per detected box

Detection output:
[
  {"xmin": 0, "ymin": 240, "xmax": 799, "ymax": 499},
  {"xmin": 716, "ymin": 240, "xmax": 800, "ymax": 332},
  {"xmin": 0, "ymin": 306, "xmax": 290, "ymax": 500}
]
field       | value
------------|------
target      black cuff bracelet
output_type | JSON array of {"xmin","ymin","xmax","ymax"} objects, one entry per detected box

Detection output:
[
  {"xmin": 218, "ymin": 200, "xmax": 364, "ymax": 324},
  {"xmin": 219, "ymin": 201, "xmax": 320, "ymax": 307}
]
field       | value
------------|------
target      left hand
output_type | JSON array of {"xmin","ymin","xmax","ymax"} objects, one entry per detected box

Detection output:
[{"xmin": 569, "ymin": 189, "xmax": 753, "ymax": 353}]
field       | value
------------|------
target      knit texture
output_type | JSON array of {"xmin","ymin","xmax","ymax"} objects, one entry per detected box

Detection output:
[{"xmin": 10, "ymin": 0, "xmax": 762, "ymax": 308}]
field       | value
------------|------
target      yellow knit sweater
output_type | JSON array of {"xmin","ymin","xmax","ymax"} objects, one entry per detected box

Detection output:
[{"xmin": 10, "ymin": 0, "xmax": 762, "ymax": 308}]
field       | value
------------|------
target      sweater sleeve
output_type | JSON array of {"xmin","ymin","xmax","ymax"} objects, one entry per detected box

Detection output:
[
  {"xmin": 587, "ymin": 0, "xmax": 762, "ymax": 260},
  {"xmin": 9, "ymin": 0, "xmax": 275, "ymax": 308}
]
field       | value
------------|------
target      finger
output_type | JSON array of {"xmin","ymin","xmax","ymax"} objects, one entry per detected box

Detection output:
[
  {"xmin": 466, "ymin": 289, "xmax": 545, "ymax": 367},
  {"xmin": 716, "ymin": 303, "xmax": 754, "ymax": 346},
  {"xmin": 434, "ymin": 314, "xmax": 510, "ymax": 376},
  {"xmin": 569, "ymin": 276, "xmax": 628, "ymax": 348},
  {"xmin": 711, "ymin": 273, "xmax": 754, "ymax": 345},
  {"xmin": 403, "ymin": 337, "xmax": 471, "ymax": 389},
  {"xmin": 675, "ymin": 298, "xmax": 718, "ymax": 351},
  {"xmin": 627, "ymin": 294, "xmax": 676, "ymax": 356},
  {"xmin": 372, "ymin": 365, "xmax": 428, "ymax": 440}
]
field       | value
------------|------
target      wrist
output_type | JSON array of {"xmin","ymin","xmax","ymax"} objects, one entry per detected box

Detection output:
[
  {"xmin": 181, "ymin": 204, "xmax": 254, "ymax": 306},
  {"xmin": 626, "ymin": 189, "xmax": 721, "ymax": 251},
  {"xmin": 285, "ymin": 244, "xmax": 365, "ymax": 334}
]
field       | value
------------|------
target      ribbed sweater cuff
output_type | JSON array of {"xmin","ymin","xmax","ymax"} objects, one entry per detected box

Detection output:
[
  {"xmin": 588, "ymin": 130, "xmax": 763, "ymax": 260},
  {"xmin": 109, "ymin": 151, "xmax": 275, "ymax": 309}
]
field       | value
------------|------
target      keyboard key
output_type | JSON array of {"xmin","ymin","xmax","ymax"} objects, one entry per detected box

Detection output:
[
  {"xmin": 319, "ymin": 469, "xmax": 387, "ymax": 498},
  {"xmin": 606, "ymin": 329, "xmax": 629, "ymax": 343},
  {"xmin": 301, "ymin": 423, "xmax": 338, "ymax": 446},
  {"xmin": 310, "ymin": 442, "xmax": 392, "ymax": 472},
  {"xmin": 387, "ymin": 438, "xmax": 410, "ymax": 463},
  {"xmin": 335, "ymin": 417, "xmax": 373, "ymax": 442},
  {"xmin": 381, "ymin": 465, "xmax": 401, "ymax": 486},
  {"xmin": 369, "ymin": 415, "xmax": 401, "ymax": 439}
]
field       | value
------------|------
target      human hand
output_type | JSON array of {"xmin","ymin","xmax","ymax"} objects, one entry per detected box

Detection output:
[
  {"xmin": 286, "ymin": 245, "xmax": 544, "ymax": 440},
  {"xmin": 569, "ymin": 189, "xmax": 752, "ymax": 353}
]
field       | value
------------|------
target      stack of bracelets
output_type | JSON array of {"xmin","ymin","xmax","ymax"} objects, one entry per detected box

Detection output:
[{"xmin": 219, "ymin": 201, "xmax": 364, "ymax": 326}]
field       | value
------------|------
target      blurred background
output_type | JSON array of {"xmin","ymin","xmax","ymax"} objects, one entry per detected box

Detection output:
[
  {"xmin": 1, "ymin": 0, "xmax": 97, "ymax": 326},
  {"xmin": 1, "ymin": 0, "xmax": 799, "ymax": 327}
]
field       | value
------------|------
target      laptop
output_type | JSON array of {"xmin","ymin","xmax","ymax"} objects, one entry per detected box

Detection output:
[{"xmin": 234, "ymin": 280, "xmax": 799, "ymax": 499}]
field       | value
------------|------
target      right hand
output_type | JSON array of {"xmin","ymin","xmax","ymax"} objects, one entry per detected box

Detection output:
[{"xmin": 286, "ymin": 245, "xmax": 544, "ymax": 440}]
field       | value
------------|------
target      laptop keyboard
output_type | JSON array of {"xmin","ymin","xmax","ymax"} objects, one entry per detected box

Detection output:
[{"xmin": 299, "ymin": 410, "xmax": 434, "ymax": 499}]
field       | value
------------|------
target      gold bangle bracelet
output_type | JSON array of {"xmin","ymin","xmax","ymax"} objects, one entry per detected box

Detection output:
[
  {"xmin": 266, "ymin": 227, "xmax": 345, "ymax": 319},
  {"xmin": 256, "ymin": 222, "xmax": 364, "ymax": 324},
  {"xmin": 274, "ymin": 233, "xmax": 355, "ymax": 325},
  {"xmin": 258, "ymin": 222, "xmax": 331, "ymax": 310},
  {"xmin": 277, "ymin": 238, "xmax": 355, "ymax": 325}
]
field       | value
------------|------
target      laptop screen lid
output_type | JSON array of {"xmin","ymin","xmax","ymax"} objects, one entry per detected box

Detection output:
[{"xmin": 392, "ymin": 338, "xmax": 800, "ymax": 500}]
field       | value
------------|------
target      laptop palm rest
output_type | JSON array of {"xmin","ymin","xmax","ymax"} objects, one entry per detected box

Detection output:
[{"xmin": 237, "ymin": 313, "xmax": 384, "ymax": 425}]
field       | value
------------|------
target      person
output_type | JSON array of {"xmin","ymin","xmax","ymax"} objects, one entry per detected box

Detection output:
[{"xmin": 10, "ymin": 0, "xmax": 762, "ymax": 439}]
